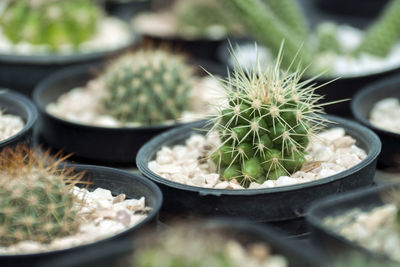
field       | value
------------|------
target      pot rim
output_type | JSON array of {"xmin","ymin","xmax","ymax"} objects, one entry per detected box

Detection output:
[
  {"xmin": 136, "ymin": 115, "xmax": 381, "ymax": 196},
  {"xmin": 306, "ymin": 182, "xmax": 400, "ymax": 262},
  {"xmin": 351, "ymin": 74, "xmax": 400, "ymax": 139},
  {"xmin": 0, "ymin": 163, "xmax": 163, "ymax": 259},
  {"xmin": 0, "ymin": 89, "xmax": 38, "ymax": 146},
  {"xmin": 33, "ymin": 59, "xmax": 224, "ymax": 132}
]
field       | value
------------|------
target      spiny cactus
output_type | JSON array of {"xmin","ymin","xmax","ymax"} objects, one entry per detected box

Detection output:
[
  {"xmin": 317, "ymin": 22, "xmax": 342, "ymax": 54},
  {"xmin": 0, "ymin": 146, "xmax": 85, "ymax": 246},
  {"xmin": 102, "ymin": 49, "xmax": 196, "ymax": 125},
  {"xmin": 209, "ymin": 46, "xmax": 328, "ymax": 187},
  {"xmin": 356, "ymin": 0, "xmax": 400, "ymax": 57},
  {"xmin": 0, "ymin": 0, "xmax": 102, "ymax": 51},
  {"xmin": 173, "ymin": 0, "xmax": 241, "ymax": 38}
]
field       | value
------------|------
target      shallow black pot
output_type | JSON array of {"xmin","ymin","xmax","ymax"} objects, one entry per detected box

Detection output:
[
  {"xmin": 0, "ymin": 36, "xmax": 136, "ymax": 97},
  {"xmin": 136, "ymin": 115, "xmax": 381, "ymax": 234},
  {"xmin": 33, "ymin": 60, "xmax": 226, "ymax": 166},
  {"xmin": 351, "ymin": 74, "xmax": 400, "ymax": 169},
  {"xmin": 0, "ymin": 89, "xmax": 37, "ymax": 149},
  {"xmin": 0, "ymin": 164, "xmax": 162, "ymax": 267},
  {"xmin": 306, "ymin": 183, "xmax": 398, "ymax": 264}
]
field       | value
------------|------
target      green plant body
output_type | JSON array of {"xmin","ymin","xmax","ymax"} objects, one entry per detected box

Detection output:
[
  {"xmin": 173, "ymin": 0, "xmax": 242, "ymax": 39},
  {"xmin": 317, "ymin": 22, "xmax": 342, "ymax": 54},
  {"xmin": 0, "ymin": 147, "xmax": 85, "ymax": 246},
  {"xmin": 209, "ymin": 46, "xmax": 328, "ymax": 187},
  {"xmin": 0, "ymin": 0, "xmax": 102, "ymax": 51},
  {"xmin": 102, "ymin": 49, "xmax": 196, "ymax": 125}
]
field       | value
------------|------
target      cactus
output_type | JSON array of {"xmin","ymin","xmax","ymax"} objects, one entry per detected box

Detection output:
[
  {"xmin": 173, "ymin": 0, "xmax": 241, "ymax": 38},
  {"xmin": 262, "ymin": 0, "xmax": 309, "ymax": 39},
  {"xmin": 102, "ymin": 49, "xmax": 196, "ymax": 125},
  {"xmin": 222, "ymin": 0, "xmax": 312, "ymax": 70},
  {"xmin": 0, "ymin": 146, "xmax": 85, "ymax": 246},
  {"xmin": 356, "ymin": 0, "xmax": 400, "ymax": 57},
  {"xmin": 317, "ymin": 22, "xmax": 342, "ymax": 54},
  {"xmin": 209, "ymin": 46, "xmax": 328, "ymax": 187},
  {"xmin": 0, "ymin": 0, "xmax": 102, "ymax": 51}
]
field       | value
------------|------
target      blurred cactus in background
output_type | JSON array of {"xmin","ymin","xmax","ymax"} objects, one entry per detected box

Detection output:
[{"xmin": 0, "ymin": 0, "xmax": 102, "ymax": 51}]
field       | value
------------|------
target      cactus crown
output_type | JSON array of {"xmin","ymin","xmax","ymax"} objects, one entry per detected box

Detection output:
[
  {"xmin": 0, "ymin": 0, "xmax": 101, "ymax": 51},
  {"xmin": 209, "ymin": 46, "xmax": 329, "ymax": 187},
  {"xmin": 0, "ymin": 146, "xmax": 86, "ymax": 246},
  {"xmin": 102, "ymin": 48, "xmax": 196, "ymax": 125}
]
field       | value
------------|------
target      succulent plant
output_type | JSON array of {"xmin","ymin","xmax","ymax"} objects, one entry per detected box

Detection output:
[
  {"xmin": 317, "ymin": 22, "xmax": 342, "ymax": 54},
  {"xmin": 209, "ymin": 46, "xmax": 328, "ymax": 187},
  {"xmin": 356, "ymin": 0, "xmax": 400, "ymax": 57},
  {"xmin": 0, "ymin": 0, "xmax": 102, "ymax": 51},
  {"xmin": 102, "ymin": 49, "xmax": 196, "ymax": 125},
  {"xmin": 0, "ymin": 146, "xmax": 85, "ymax": 246},
  {"xmin": 173, "ymin": 0, "xmax": 241, "ymax": 38}
]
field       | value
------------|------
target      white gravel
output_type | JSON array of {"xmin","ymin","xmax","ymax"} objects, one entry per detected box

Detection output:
[
  {"xmin": 0, "ymin": 17, "xmax": 133, "ymax": 55},
  {"xmin": 0, "ymin": 111, "xmax": 24, "ymax": 141},
  {"xmin": 148, "ymin": 128, "xmax": 367, "ymax": 189},
  {"xmin": 47, "ymin": 76, "xmax": 224, "ymax": 127},
  {"xmin": 0, "ymin": 187, "xmax": 150, "ymax": 254},
  {"xmin": 324, "ymin": 204, "xmax": 400, "ymax": 262},
  {"xmin": 370, "ymin": 97, "xmax": 400, "ymax": 134}
]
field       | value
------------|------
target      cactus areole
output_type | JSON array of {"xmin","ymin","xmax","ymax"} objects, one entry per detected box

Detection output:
[{"xmin": 209, "ymin": 47, "xmax": 329, "ymax": 187}]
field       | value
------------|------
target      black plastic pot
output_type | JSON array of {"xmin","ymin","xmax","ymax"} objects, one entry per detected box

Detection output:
[
  {"xmin": 33, "ymin": 59, "xmax": 226, "ymax": 166},
  {"xmin": 0, "ymin": 35, "xmax": 136, "ymax": 97},
  {"xmin": 0, "ymin": 164, "xmax": 162, "ymax": 267},
  {"xmin": 0, "ymin": 89, "xmax": 37, "ymax": 149},
  {"xmin": 136, "ymin": 115, "xmax": 380, "ymax": 234},
  {"xmin": 306, "ymin": 183, "xmax": 398, "ymax": 265},
  {"xmin": 351, "ymin": 75, "xmax": 400, "ymax": 169}
]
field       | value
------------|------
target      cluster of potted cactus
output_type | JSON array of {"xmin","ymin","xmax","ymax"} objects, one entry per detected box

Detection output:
[{"xmin": 1, "ymin": 0, "xmax": 400, "ymax": 266}]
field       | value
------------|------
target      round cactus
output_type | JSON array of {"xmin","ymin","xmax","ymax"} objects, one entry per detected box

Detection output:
[
  {"xmin": 0, "ymin": 0, "xmax": 102, "ymax": 51},
  {"xmin": 102, "ymin": 49, "xmax": 196, "ymax": 125},
  {"xmin": 209, "ymin": 46, "xmax": 328, "ymax": 187},
  {"xmin": 0, "ymin": 146, "xmax": 85, "ymax": 246},
  {"xmin": 317, "ymin": 22, "xmax": 342, "ymax": 54}
]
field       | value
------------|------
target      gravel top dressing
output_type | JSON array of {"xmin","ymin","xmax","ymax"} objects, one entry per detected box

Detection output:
[
  {"xmin": 370, "ymin": 97, "xmax": 400, "ymax": 134},
  {"xmin": 0, "ymin": 186, "xmax": 149, "ymax": 255},
  {"xmin": 149, "ymin": 128, "xmax": 367, "ymax": 189},
  {"xmin": 0, "ymin": 111, "xmax": 24, "ymax": 141},
  {"xmin": 323, "ymin": 204, "xmax": 400, "ymax": 262}
]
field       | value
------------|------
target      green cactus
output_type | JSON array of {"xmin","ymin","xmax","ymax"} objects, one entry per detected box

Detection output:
[
  {"xmin": 174, "ymin": 0, "xmax": 242, "ymax": 38},
  {"xmin": 222, "ymin": 0, "xmax": 312, "ymax": 70},
  {"xmin": 317, "ymin": 22, "xmax": 342, "ymax": 54},
  {"xmin": 262, "ymin": 0, "xmax": 309, "ymax": 39},
  {"xmin": 0, "ymin": 0, "xmax": 102, "ymax": 51},
  {"xmin": 102, "ymin": 49, "xmax": 195, "ymax": 125},
  {"xmin": 0, "ymin": 146, "xmax": 84, "ymax": 246},
  {"xmin": 356, "ymin": 0, "xmax": 400, "ymax": 57},
  {"xmin": 209, "ymin": 46, "xmax": 328, "ymax": 187}
]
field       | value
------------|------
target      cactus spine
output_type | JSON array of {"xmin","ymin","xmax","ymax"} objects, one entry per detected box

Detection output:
[
  {"xmin": 102, "ymin": 49, "xmax": 195, "ymax": 125},
  {"xmin": 0, "ymin": 146, "xmax": 85, "ymax": 246},
  {"xmin": 356, "ymin": 0, "xmax": 400, "ymax": 57},
  {"xmin": 209, "ymin": 46, "xmax": 328, "ymax": 187},
  {"xmin": 0, "ymin": 0, "xmax": 101, "ymax": 51}
]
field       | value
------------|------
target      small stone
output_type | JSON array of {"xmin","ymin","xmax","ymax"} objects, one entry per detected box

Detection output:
[
  {"xmin": 112, "ymin": 193, "xmax": 126, "ymax": 204},
  {"xmin": 275, "ymin": 176, "xmax": 298, "ymax": 187},
  {"xmin": 116, "ymin": 209, "xmax": 131, "ymax": 227},
  {"xmin": 215, "ymin": 181, "xmax": 230, "ymax": 189}
]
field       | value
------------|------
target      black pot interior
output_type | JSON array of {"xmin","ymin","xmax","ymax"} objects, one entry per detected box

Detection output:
[
  {"xmin": 0, "ymin": 91, "xmax": 32, "ymax": 125},
  {"xmin": 353, "ymin": 75, "xmax": 400, "ymax": 121}
]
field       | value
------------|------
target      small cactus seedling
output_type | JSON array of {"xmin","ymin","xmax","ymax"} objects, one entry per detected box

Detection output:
[
  {"xmin": 209, "ymin": 46, "xmax": 329, "ymax": 187},
  {"xmin": 0, "ymin": 146, "xmax": 86, "ymax": 246},
  {"xmin": 102, "ymin": 48, "xmax": 196, "ymax": 125},
  {"xmin": 0, "ymin": 0, "xmax": 102, "ymax": 51}
]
